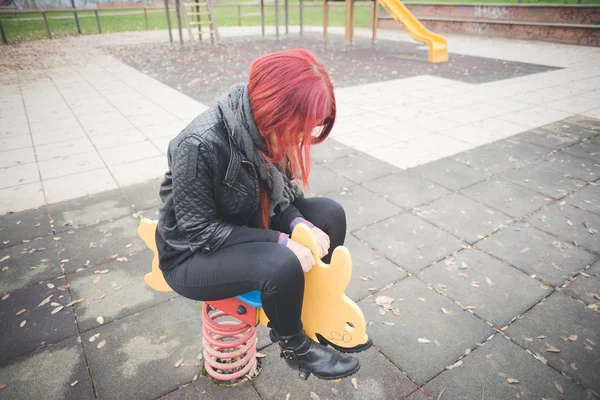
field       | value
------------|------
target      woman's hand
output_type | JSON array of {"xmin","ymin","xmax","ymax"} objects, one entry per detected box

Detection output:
[
  {"xmin": 286, "ymin": 239, "xmax": 315, "ymax": 273},
  {"xmin": 310, "ymin": 226, "xmax": 330, "ymax": 258}
]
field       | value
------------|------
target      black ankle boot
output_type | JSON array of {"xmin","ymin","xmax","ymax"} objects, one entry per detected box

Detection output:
[{"xmin": 270, "ymin": 330, "xmax": 360, "ymax": 380}]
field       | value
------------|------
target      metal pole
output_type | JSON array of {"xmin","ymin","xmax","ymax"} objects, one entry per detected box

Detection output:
[
  {"xmin": 371, "ymin": 0, "xmax": 378, "ymax": 44},
  {"xmin": 0, "ymin": 19, "xmax": 7, "ymax": 44},
  {"xmin": 237, "ymin": 5, "xmax": 241, "ymax": 26},
  {"xmin": 323, "ymin": 0, "xmax": 328, "ymax": 42},
  {"xmin": 274, "ymin": 0, "xmax": 279, "ymax": 38},
  {"xmin": 260, "ymin": 0, "xmax": 264, "ymax": 37},
  {"xmin": 284, "ymin": 0, "xmax": 288, "ymax": 35},
  {"xmin": 195, "ymin": 0, "xmax": 201, "ymax": 41},
  {"xmin": 175, "ymin": 0, "xmax": 183, "ymax": 45},
  {"xmin": 94, "ymin": 9, "xmax": 102, "ymax": 33},
  {"xmin": 344, "ymin": 0, "xmax": 351, "ymax": 45},
  {"xmin": 299, "ymin": 0, "xmax": 303, "ymax": 36},
  {"xmin": 165, "ymin": 0, "xmax": 173, "ymax": 43},
  {"xmin": 70, "ymin": 0, "xmax": 81, "ymax": 34},
  {"xmin": 144, "ymin": 7, "xmax": 149, "ymax": 30},
  {"xmin": 42, "ymin": 12, "xmax": 52, "ymax": 39}
]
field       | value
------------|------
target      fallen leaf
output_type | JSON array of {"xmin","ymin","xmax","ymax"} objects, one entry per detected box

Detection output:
[
  {"xmin": 70, "ymin": 380, "xmax": 78, "ymax": 387},
  {"xmin": 441, "ymin": 307, "xmax": 451, "ymax": 315},
  {"xmin": 520, "ymin": 248, "xmax": 530, "ymax": 253},
  {"xmin": 97, "ymin": 294, "xmax": 106, "ymax": 300},
  {"xmin": 309, "ymin": 392, "xmax": 320, "ymax": 400},
  {"xmin": 485, "ymin": 276, "xmax": 494, "ymax": 286},
  {"xmin": 446, "ymin": 360, "xmax": 463, "ymax": 370},
  {"xmin": 51, "ymin": 306, "xmax": 64, "ymax": 314},
  {"xmin": 570, "ymin": 362, "xmax": 577, "ymax": 370},
  {"xmin": 332, "ymin": 387, "xmax": 339, "ymax": 396},
  {"xmin": 15, "ymin": 309, "xmax": 26, "ymax": 316},
  {"xmin": 546, "ymin": 346, "xmax": 560, "ymax": 353},
  {"xmin": 391, "ymin": 307, "xmax": 400, "ymax": 316},
  {"xmin": 0, "ymin": 256, "xmax": 10, "ymax": 263},
  {"xmin": 60, "ymin": 259, "xmax": 69, "ymax": 263},
  {"xmin": 97, "ymin": 340, "xmax": 106, "ymax": 349},
  {"xmin": 256, "ymin": 352, "xmax": 266, "ymax": 358},
  {"xmin": 97, "ymin": 316, "xmax": 104, "ymax": 325},
  {"xmin": 507, "ymin": 378, "xmax": 519, "ymax": 384},
  {"xmin": 98, "ymin": 270, "xmax": 109, "ymax": 274},
  {"xmin": 47, "ymin": 283, "xmax": 55, "ymax": 289},
  {"xmin": 464, "ymin": 305, "xmax": 477, "ymax": 310},
  {"xmin": 593, "ymin": 294, "xmax": 600, "ymax": 301},
  {"xmin": 375, "ymin": 296, "xmax": 394, "ymax": 306},
  {"xmin": 38, "ymin": 295, "xmax": 53, "ymax": 307},
  {"xmin": 66, "ymin": 298, "xmax": 86, "ymax": 307},
  {"xmin": 537, "ymin": 335, "xmax": 546, "ymax": 339},
  {"xmin": 114, "ymin": 286, "xmax": 123, "ymax": 291},
  {"xmin": 383, "ymin": 321, "xmax": 395, "ymax": 326},
  {"xmin": 554, "ymin": 382, "xmax": 563, "ymax": 394},
  {"xmin": 368, "ymin": 287, "xmax": 377, "ymax": 291},
  {"xmin": 50, "ymin": 302, "xmax": 60, "ymax": 307},
  {"xmin": 89, "ymin": 333, "xmax": 100, "ymax": 342},
  {"xmin": 57, "ymin": 285, "xmax": 69, "ymax": 291},
  {"xmin": 192, "ymin": 375, "xmax": 198, "ymax": 381},
  {"xmin": 126, "ymin": 243, "xmax": 132, "ymax": 248},
  {"xmin": 0, "ymin": 383, "xmax": 6, "ymax": 389},
  {"xmin": 581, "ymin": 272, "xmax": 590, "ymax": 278},
  {"xmin": 89, "ymin": 242, "xmax": 96, "ymax": 248},
  {"xmin": 360, "ymin": 276, "xmax": 368, "ymax": 281},
  {"xmin": 174, "ymin": 358, "xmax": 184, "ymax": 368},
  {"xmin": 418, "ymin": 337, "xmax": 431, "ymax": 343},
  {"xmin": 53, "ymin": 237, "xmax": 61, "ymax": 241},
  {"xmin": 568, "ymin": 335, "xmax": 578, "ymax": 341},
  {"xmin": 1, "ymin": 294, "xmax": 9, "ymax": 300},
  {"xmin": 351, "ymin": 377, "xmax": 359, "ymax": 390},
  {"xmin": 20, "ymin": 320, "xmax": 26, "ymax": 328},
  {"xmin": 93, "ymin": 277, "xmax": 100, "ymax": 284}
]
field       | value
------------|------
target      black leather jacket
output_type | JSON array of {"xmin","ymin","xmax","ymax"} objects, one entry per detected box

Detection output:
[{"xmin": 158, "ymin": 106, "xmax": 301, "ymax": 256}]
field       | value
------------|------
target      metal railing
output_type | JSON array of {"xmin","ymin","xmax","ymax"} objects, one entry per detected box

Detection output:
[{"xmin": 0, "ymin": 1, "xmax": 375, "ymax": 44}]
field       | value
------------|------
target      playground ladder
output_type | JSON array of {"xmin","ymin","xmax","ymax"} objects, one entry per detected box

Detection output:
[{"xmin": 180, "ymin": 0, "xmax": 219, "ymax": 44}]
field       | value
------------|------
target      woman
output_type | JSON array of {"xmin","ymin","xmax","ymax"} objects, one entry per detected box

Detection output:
[{"xmin": 156, "ymin": 48, "xmax": 360, "ymax": 380}]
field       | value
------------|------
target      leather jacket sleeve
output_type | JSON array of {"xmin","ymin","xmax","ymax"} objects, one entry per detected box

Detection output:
[{"xmin": 172, "ymin": 137, "xmax": 280, "ymax": 254}]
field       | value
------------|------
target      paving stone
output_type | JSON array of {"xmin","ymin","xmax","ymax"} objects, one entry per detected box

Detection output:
[
  {"xmin": 328, "ymin": 185, "xmax": 402, "ymax": 232},
  {"xmin": 58, "ymin": 215, "xmax": 146, "ymax": 273},
  {"xmin": 253, "ymin": 343, "xmax": 418, "ymax": 399},
  {"xmin": 502, "ymin": 162, "xmax": 586, "ymax": 200},
  {"xmin": 527, "ymin": 203, "xmax": 600, "ymax": 253},
  {"xmin": 323, "ymin": 153, "xmax": 397, "ymax": 184},
  {"xmin": 506, "ymin": 292, "xmax": 600, "ymax": 394},
  {"xmin": 408, "ymin": 157, "xmax": 487, "ymax": 191},
  {"xmin": 567, "ymin": 184, "xmax": 600, "ymax": 216},
  {"xmin": 561, "ymin": 261, "xmax": 600, "ymax": 306},
  {"xmin": 354, "ymin": 214, "xmax": 465, "ymax": 272},
  {"xmin": 157, "ymin": 377, "xmax": 261, "ymax": 400},
  {"xmin": 362, "ymin": 171, "xmax": 451, "ymax": 210},
  {"xmin": 359, "ymin": 277, "xmax": 493, "ymax": 383},
  {"xmin": 67, "ymin": 250, "xmax": 177, "ymax": 333},
  {"xmin": 424, "ymin": 335, "xmax": 593, "ymax": 400},
  {"xmin": 476, "ymin": 223, "xmax": 598, "ymax": 287},
  {"xmin": 416, "ymin": 193, "xmax": 513, "ymax": 244},
  {"xmin": 0, "ymin": 336, "xmax": 95, "ymax": 400},
  {"xmin": 406, "ymin": 388, "xmax": 433, "ymax": 400},
  {"xmin": 0, "ymin": 276, "xmax": 77, "ymax": 364},
  {"xmin": 543, "ymin": 151, "xmax": 599, "ymax": 182},
  {"xmin": 564, "ymin": 134, "xmax": 600, "ymax": 161},
  {"xmin": 460, "ymin": 178, "xmax": 551, "ymax": 219},
  {"xmin": 518, "ymin": 125, "xmax": 586, "ymax": 149},
  {"xmin": 304, "ymin": 163, "xmax": 353, "ymax": 196},
  {"xmin": 0, "ymin": 236, "xmax": 62, "ymax": 294},
  {"xmin": 122, "ymin": 177, "xmax": 162, "ymax": 211},
  {"xmin": 0, "ymin": 206, "xmax": 52, "ymax": 250},
  {"xmin": 559, "ymin": 115, "xmax": 600, "ymax": 138},
  {"xmin": 48, "ymin": 188, "xmax": 132, "ymax": 232},
  {"xmin": 454, "ymin": 138, "xmax": 548, "ymax": 175},
  {"xmin": 312, "ymin": 138, "xmax": 360, "ymax": 164},
  {"xmin": 418, "ymin": 249, "xmax": 549, "ymax": 326},
  {"xmin": 344, "ymin": 234, "xmax": 407, "ymax": 301},
  {"xmin": 83, "ymin": 298, "xmax": 203, "ymax": 400}
]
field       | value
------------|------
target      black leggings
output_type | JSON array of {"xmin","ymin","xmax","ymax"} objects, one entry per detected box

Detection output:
[{"xmin": 162, "ymin": 197, "xmax": 346, "ymax": 336}]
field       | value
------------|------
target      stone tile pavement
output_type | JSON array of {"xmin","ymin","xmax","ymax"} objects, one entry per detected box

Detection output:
[{"xmin": 1, "ymin": 26, "xmax": 600, "ymax": 400}]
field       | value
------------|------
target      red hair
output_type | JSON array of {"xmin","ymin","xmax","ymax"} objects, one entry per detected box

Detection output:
[{"xmin": 248, "ymin": 48, "xmax": 336, "ymax": 228}]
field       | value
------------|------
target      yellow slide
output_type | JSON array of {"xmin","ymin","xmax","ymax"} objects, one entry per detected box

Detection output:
[{"xmin": 378, "ymin": 0, "xmax": 448, "ymax": 63}]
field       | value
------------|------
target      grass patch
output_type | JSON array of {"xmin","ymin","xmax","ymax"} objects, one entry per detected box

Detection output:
[{"xmin": 0, "ymin": 0, "xmax": 596, "ymax": 43}]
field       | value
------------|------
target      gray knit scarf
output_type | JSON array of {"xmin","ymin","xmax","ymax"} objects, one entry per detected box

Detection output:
[{"xmin": 216, "ymin": 84, "xmax": 304, "ymax": 217}]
